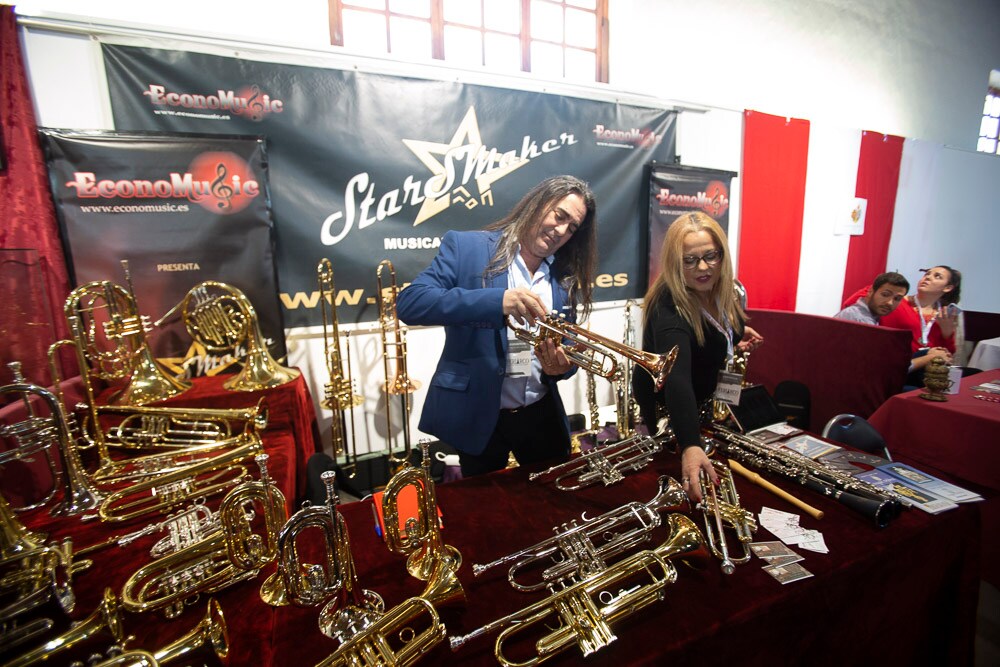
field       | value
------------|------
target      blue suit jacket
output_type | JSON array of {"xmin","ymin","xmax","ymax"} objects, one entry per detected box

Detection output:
[{"xmin": 396, "ymin": 229, "xmax": 574, "ymax": 455}]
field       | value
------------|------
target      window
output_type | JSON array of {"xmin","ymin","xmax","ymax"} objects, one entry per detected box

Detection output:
[
  {"xmin": 329, "ymin": 0, "xmax": 609, "ymax": 83},
  {"xmin": 977, "ymin": 70, "xmax": 1000, "ymax": 156}
]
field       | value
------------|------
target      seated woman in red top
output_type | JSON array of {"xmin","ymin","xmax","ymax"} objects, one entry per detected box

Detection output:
[{"xmin": 846, "ymin": 265, "xmax": 963, "ymax": 383}]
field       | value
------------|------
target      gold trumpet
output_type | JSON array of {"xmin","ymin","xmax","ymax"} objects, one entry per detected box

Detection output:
[
  {"xmin": 377, "ymin": 260, "xmax": 420, "ymax": 469},
  {"xmin": 2, "ymin": 587, "xmax": 124, "ymax": 667},
  {"xmin": 1, "ymin": 492, "xmax": 45, "ymax": 560},
  {"xmin": 316, "ymin": 595, "xmax": 446, "ymax": 667},
  {"xmin": 473, "ymin": 476, "xmax": 688, "ymax": 592},
  {"xmin": 450, "ymin": 513, "xmax": 706, "ymax": 665},
  {"xmin": 507, "ymin": 313, "xmax": 678, "ymax": 391},
  {"xmin": 262, "ymin": 471, "xmax": 384, "ymax": 644},
  {"xmin": 157, "ymin": 280, "xmax": 299, "ymax": 392},
  {"xmin": 698, "ymin": 459, "xmax": 757, "ymax": 575},
  {"xmin": 0, "ymin": 541, "xmax": 80, "ymax": 653},
  {"xmin": 381, "ymin": 441, "xmax": 463, "ymax": 608},
  {"xmin": 120, "ymin": 454, "xmax": 286, "ymax": 618},
  {"xmin": 318, "ymin": 259, "xmax": 364, "ymax": 476},
  {"xmin": 97, "ymin": 438, "xmax": 263, "ymax": 523}
]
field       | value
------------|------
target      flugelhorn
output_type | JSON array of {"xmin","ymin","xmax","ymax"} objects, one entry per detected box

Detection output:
[
  {"xmin": 315, "ymin": 596, "xmax": 446, "ymax": 667},
  {"xmin": 506, "ymin": 313, "xmax": 679, "ymax": 391},
  {"xmin": 1, "ymin": 369, "xmax": 103, "ymax": 517},
  {"xmin": 0, "ymin": 363, "xmax": 61, "ymax": 512},
  {"xmin": 120, "ymin": 454, "xmax": 286, "ymax": 618},
  {"xmin": 262, "ymin": 471, "xmax": 384, "ymax": 643},
  {"xmin": 698, "ymin": 459, "xmax": 756, "ymax": 574},
  {"xmin": 157, "ymin": 281, "xmax": 299, "ymax": 391},
  {"xmin": 318, "ymin": 259, "xmax": 363, "ymax": 477},
  {"xmin": 377, "ymin": 260, "xmax": 420, "ymax": 469},
  {"xmin": 528, "ymin": 434, "xmax": 663, "ymax": 491},
  {"xmin": 2, "ymin": 587, "xmax": 124, "ymax": 667},
  {"xmin": 473, "ymin": 476, "xmax": 688, "ymax": 592},
  {"xmin": 64, "ymin": 263, "xmax": 189, "ymax": 407},
  {"xmin": 381, "ymin": 441, "xmax": 463, "ymax": 607}
]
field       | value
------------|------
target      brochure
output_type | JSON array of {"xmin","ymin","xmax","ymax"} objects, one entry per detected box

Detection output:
[
  {"xmin": 779, "ymin": 434, "xmax": 840, "ymax": 460},
  {"xmin": 877, "ymin": 462, "xmax": 982, "ymax": 503},
  {"xmin": 855, "ymin": 469, "xmax": 958, "ymax": 514},
  {"xmin": 817, "ymin": 448, "xmax": 890, "ymax": 475}
]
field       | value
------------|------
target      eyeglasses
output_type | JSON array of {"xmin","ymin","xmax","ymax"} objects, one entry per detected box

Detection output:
[{"xmin": 682, "ymin": 249, "xmax": 723, "ymax": 270}]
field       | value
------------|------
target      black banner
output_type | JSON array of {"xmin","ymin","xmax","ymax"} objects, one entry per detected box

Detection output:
[
  {"xmin": 101, "ymin": 44, "xmax": 676, "ymax": 325},
  {"xmin": 646, "ymin": 163, "xmax": 736, "ymax": 287},
  {"xmin": 40, "ymin": 130, "xmax": 286, "ymax": 374}
]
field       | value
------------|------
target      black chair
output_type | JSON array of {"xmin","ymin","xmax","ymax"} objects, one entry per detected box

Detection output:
[
  {"xmin": 772, "ymin": 380, "xmax": 811, "ymax": 430},
  {"xmin": 821, "ymin": 414, "xmax": 892, "ymax": 460}
]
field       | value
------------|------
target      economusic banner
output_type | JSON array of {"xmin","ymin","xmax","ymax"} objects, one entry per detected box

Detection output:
[
  {"xmin": 40, "ymin": 130, "xmax": 286, "ymax": 374},
  {"xmin": 646, "ymin": 163, "xmax": 736, "ymax": 287},
  {"xmin": 101, "ymin": 44, "xmax": 676, "ymax": 326}
]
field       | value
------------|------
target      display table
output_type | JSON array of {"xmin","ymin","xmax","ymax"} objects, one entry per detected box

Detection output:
[
  {"xmin": 969, "ymin": 336, "xmax": 1000, "ymax": 371},
  {"xmin": 5, "ymin": 446, "xmax": 979, "ymax": 666},
  {"xmin": 869, "ymin": 369, "xmax": 1000, "ymax": 586}
]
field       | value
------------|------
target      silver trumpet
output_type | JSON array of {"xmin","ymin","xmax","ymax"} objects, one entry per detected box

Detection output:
[
  {"xmin": 450, "ymin": 514, "xmax": 707, "ymax": 665},
  {"xmin": 698, "ymin": 459, "xmax": 757, "ymax": 575},
  {"xmin": 473, "ymin": 476, "xmax": 688, "ymax": 592},
  {"xmin": 506, "ymin": 312, "xmax": 679, "ymax": 391},
  {"xmin": 528, "ymin": 434, "xmax": 663, "ymax": 490},
  {"xmin": 262, "ymin": 471, "xmax": 384, "ymax": 643}
]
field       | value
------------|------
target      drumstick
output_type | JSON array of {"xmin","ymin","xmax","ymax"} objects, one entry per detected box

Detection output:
[{"xmin": 728, "ymin": 459, "xmax": 825, "ymax": 520}]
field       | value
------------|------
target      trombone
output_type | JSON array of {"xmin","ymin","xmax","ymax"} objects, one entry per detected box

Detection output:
[
  {"xmin": 318, "ymin": 259, "xmax": 364, "ymax": 477},
  {"xmin": 506, "ymin": 313, "xmax": 678, "ymax": 392},
  {"xmin": 376, "ymin": 260, "xmax": 420, "ymax": 470}
]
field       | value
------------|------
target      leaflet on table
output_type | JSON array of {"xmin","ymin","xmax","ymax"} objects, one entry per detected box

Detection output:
[
  {"xmin": 817, "ymin": 448, "xmax": 890, "ymax": 475},
  {"xmin": 876, "ymin": 462, "xmax": 982, "ymax": 503},
  {"xmin": 779, "ymin": 434, "xmax": 840, "ymax": 460},
  {"xmin": 854, "ymin": 469, "xmax": 958, "ymax": 514},
  {"xmin": 969, "ymin": 381, "xmax": 1000, "ymax": 394}
]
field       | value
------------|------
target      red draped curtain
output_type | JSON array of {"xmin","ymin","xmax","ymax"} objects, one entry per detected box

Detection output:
[
  {"xmin": 841, "ymin": 131, "xmax": 905, "ymax": 301},
  {"xmin": 738, "ymin": 110, "xmax": 810, "ymax": 310},
  {"xmin": 0, "ymin": 5, "xmax": 72, "ymax": 388}
]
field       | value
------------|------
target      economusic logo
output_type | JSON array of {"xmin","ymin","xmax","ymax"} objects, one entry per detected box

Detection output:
[
  {"xmin": 142, "ymin": 84, "xmax": 284, "ymax": 121},
  {"xmin": 319, "ymin": 106, "xmax": 578, "ymax": 245},
  {"xmin": 65, "ymin": 151, "xmax": 261, "ymax": 215},
  {"xmin": 592, "ymin": 124, "xmax": 663, "ymax": 149},
  {"xmin": 655, "ymin": 180, "xmax": 730, "ymax": 218}
]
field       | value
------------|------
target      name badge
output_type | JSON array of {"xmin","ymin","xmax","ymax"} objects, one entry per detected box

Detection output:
[
  {"xmin": 714, "ymin": 370, "xmax": 742, "ymax": 405},
  {"xmin": 507, "ymin": 337, "xmax": 532, "ymax": 377}
]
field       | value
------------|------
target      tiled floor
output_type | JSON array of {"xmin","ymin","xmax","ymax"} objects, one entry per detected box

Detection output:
[{"xmin": 977, "ymin": 580, "xmax": 1000, "ymax": 666}]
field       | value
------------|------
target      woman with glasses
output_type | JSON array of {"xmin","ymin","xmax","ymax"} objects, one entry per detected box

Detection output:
[{"xmin": 633, "ymin": 211, "xmax": 762, "ymax": 501}]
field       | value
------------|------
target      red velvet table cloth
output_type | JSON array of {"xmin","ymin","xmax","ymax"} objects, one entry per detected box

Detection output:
[
  {"xmin": 5, "ymin": 446, "xmax": 979, "ymax": 666},
  {"xmin": 869, "ymin": 369, "xmax": 1000, "ymax": 587}
]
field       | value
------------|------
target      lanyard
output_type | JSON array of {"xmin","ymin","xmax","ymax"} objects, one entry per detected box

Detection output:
[
  {"xmin": 701, "ymin": 305, "xmax": 734, "ymax": 365},
  {"xmin": 913, "ymin": 296, "xmax": 936, "ymax": 346}
]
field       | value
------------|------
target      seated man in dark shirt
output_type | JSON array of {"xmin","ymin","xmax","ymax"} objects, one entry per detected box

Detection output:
[{"xmin": 835, "ymin": 272, "xmax": 909, "ymax": 325}]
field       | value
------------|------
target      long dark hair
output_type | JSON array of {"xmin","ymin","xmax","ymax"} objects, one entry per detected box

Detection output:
[{"xmin": 484, "ymin": 175, "xmax": 598, "ymax": 319}]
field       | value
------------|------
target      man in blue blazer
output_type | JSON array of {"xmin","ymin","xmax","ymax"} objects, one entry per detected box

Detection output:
[{"xmin": 396, "ymin": 175, "xmax": 598, "ymax": 477}]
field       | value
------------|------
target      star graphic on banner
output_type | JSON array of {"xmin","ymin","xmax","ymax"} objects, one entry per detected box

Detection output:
[
  {"xmin": 402, "ymin": 106, "xmax": 528, "ymax": 226},
  {"xmin": 157, "ymin": 341, "xmax": 238, "ymax": 379}
]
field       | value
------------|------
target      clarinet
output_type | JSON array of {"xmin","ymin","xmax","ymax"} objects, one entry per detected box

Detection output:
[{"xmin": 706, "ymin": 425, "xmax": 902, "ymax": 528}]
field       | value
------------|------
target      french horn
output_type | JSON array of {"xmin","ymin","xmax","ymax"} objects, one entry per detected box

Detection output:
[
  {"xmin": 120, "ymin": 454, "xmax": 286, "ymax": 618},
  {"xmin": 157, "ymin": 281, "xmax": 299, "ymax": 392}
]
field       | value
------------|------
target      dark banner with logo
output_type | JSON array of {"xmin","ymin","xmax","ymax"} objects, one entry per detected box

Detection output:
[
  {"xmin": 101, "ymin": 44, "xmax": 676, "ymax": 326},
  {"xmin": 646, "ymin": 163, "xmax": 736, "ymax": 287},
  {"xmin": 40, "ymin": 130, "xmax": 286, "ymax": 374}
]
